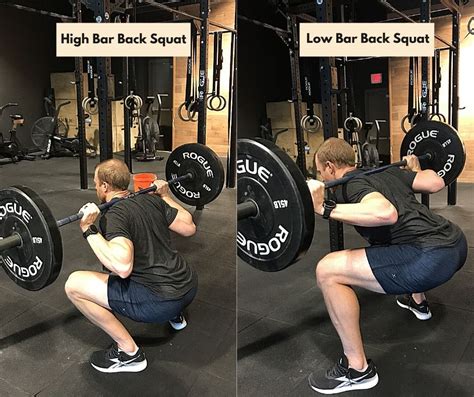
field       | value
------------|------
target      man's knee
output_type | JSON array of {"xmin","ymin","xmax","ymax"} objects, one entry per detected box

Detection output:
[
  {"xmin": 315, "ymin": 252, "xmax": 346, "ymax": 288},
  {"xmin": 65, "ymin": 271, "xmax": 86, "ymax": 300}
]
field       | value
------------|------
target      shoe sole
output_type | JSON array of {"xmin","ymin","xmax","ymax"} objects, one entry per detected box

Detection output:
[
  {"xmin": 309, "ymin": 373, "xmax": 379, "ymax": 394},
  {"xmin": 397, "ymin": 300, "xmax": 432, "ymax": 320},
  {"xmin": 90, "ymin": 359, "xmax": 148, "ymax": 373}
]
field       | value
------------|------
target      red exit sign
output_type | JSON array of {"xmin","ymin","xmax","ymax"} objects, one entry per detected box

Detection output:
[{"xmin": 371, "ymin": 73, "xmax": 383, "ymax": 84}]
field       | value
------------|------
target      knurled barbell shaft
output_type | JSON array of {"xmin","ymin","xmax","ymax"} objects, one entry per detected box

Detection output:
[
  {"xmin": 325, "ymin": 153, "xmax": 431, "ymax": 188},
  {"xmin": 0, "ymin": 233, "xmax": 22, "ymax": 252},
  {"xmin": 56, "ymin": 172, "xmax": 194, "ymax": 227},
  {"xmin": 237, "ymin": 153, "xmax": 432, "ymax": 220},
  {"xmin": 0, "ymin": 173, "xmax": 194, "ymax": 253}
]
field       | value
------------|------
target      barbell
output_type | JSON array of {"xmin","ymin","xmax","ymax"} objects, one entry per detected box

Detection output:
[
  {"xmin": 237, "ymin": 121, "xmax": 466, "ymax": 272},
  {"xmin": 0, "ymin": 143, "xmax": 224, "ymax": 291}
]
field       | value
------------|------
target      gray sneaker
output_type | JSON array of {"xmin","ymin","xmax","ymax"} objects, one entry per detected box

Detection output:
[{"xmin": 396, "ymin": 295, "xmax": 432, "ymax": 320}]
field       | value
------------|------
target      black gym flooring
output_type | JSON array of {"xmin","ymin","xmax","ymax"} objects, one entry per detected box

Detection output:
[
  {"xmin": 238, "ymin": 184, "xmax": 474, "ymax": 396},
  {"xmin": 0, "ymin": 154, "xmax": 236, "ymax": 396}
]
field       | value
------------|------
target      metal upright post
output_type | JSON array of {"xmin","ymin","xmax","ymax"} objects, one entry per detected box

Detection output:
[
  {"xmin": 338, "ymin": 58, "xmax": 349, "ymax": 142},
  {"xmin": 288, "ymin": 15, "xmax": 307, "ymax": 176},
  {"xmin": 420, "ymin": 0, "xmax": 431, "ymax": 208},
  {"xmin": 197, "ymin": 0, "xmax": 209, "ymax": 145},
  {"xmin": 316, "ymin": 0, "xmax": 343, "ymax": 252},
  {"xmin": 94, "ymin": 0, "xmax": 113, "ymax": 161},
  {"xmin": 448, "ymin": 8, "xmax": 460, "ymax": 205},
  {"xmin": 338, "ymin": 5, "xmax": 349, "ymax": 142},
  {"xmin": 315, "ymin": 1, "xmax": 338, "ymax": 140},
  {"xmin": 123, "ymin": 58, "xmax": 132, "ymax": 172},
  {"xmin": 74, "ymin": 0, "xmax": 87, "ymax": 189},
  {"xmin": 226, "ymin": 31, "xmax": 237, "ymax": 189}
]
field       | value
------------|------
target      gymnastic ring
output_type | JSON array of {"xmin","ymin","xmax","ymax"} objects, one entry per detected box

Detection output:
[
  {"xmin": 301, "ymin": 114, "xmax": 322, "ymax": 133},
  {"xmin": 124, "ymin": 95, "xmax": 143, "ymax": 111},
  {"xmin": 400, "ymin": 114, "xmax": 412, "ymax": 133},
  {"xmin": 410, "ymin": 113, "xmax": 422, "ymax": 128},
  {"xmin": 82, "ymin": 97, "xmax": 99, "ymax": 115},
  {"xmin": 208, "ymin": 95, "xmax": 226, "ymax": 112},
  {"xmin": 206, "ymin": 94, "xmax": 221, "ymax": 111},
  {"xmin": 178, "ymin": 102, "xmax": 191, "ymax": 122},
  {"xmin": 187, "ymin": 100, "xmax": 199, "ymax": 122},
  {"xmin": 429, "ymin": 113, "xmax": 446, "ymax": 122},
  {"xmin": 344, "ymin": 116, "xmax": 362, "ymax": 133}
]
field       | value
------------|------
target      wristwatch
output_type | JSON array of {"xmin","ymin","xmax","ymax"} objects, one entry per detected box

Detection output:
[
  {"xmin": 82, "ymin": 224, "xmax": 99, "ymax": 239},
  {"xmin": 322, "ymin": 200, "xmax": 337, "ymax": 219}
]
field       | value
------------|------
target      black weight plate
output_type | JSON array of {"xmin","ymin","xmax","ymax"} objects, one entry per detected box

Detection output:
[
  {"xmin": 400, "ymin": 121, "xmax": 465, "ymax": 186},
  {"xmin": 166, "ymin": 143, "xmax": 225, "ymax": 206},
  {"xmin": 362, "ymin": 143, "xmax": 379, "ymax": 168},
  {"xmin": 0, "ymin": 186, "xmax": 62, "ymax": 291},
  {"xmin": 31, "ymin": 117, "xmax": 54, "ymax": 150},
  {"xmin": 237, "ymin": 138, "xmax": 315, "ymax": 272}
]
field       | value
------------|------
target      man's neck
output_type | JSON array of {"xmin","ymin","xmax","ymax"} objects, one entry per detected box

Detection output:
[
  {"xmin": 335, "ymin": 166, "xmax": 357, "ymax": 179},
  {"xmin": 105, "ymin": 190, "xmax": 129, "ymax": 203}
]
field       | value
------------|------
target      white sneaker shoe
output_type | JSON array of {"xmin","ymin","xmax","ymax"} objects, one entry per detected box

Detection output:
[{"xmin": 169, "ymin": 313, "xmax": 187, "ymax": 330}]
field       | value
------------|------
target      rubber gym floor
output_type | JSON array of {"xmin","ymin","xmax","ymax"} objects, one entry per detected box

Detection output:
[
  {"xmin": 238, "ymin": 184, "xmax": 474, "ymax": 396},
  {"xmin": 0, "ymin": 153, "xmax": 236, "ymax": 396}
]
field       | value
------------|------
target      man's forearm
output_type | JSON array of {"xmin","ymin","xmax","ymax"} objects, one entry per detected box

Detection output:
[{"xmin": 319, "ymin": 201, "xmax": 397, "ymax": 227}]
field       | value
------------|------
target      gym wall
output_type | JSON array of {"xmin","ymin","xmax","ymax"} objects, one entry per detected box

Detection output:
[
  {"xmin": 172, "ymin": 0, "xmax": 235, "ymax": 156},
  {"xmin": 389, "ymin": 3, "xmax": 474, "ymax": 183},
  {"xmin": 0, "ymin": 7, "xmax": 73, "ymax": 149}
]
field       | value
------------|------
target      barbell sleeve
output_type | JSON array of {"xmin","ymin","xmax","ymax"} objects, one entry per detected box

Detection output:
[
  {"xmin": 325, "ymin": 153, "xmax": 432, "ymax": 189},
  {"xmin": 0, "ymin": 233, "xmax": 22, "ymax": 252},
  {"xmin": 238, "ymin": 200, "xmax": 259, "ymax": 220},
  {"xmin": 56, "ymin": 172, "xmax": 193, "ymax": 228}
]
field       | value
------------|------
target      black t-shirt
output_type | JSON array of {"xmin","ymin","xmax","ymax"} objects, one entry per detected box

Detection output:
[
  {"xmin": 333, "ymin": 167, "xmax": 462, "ymax": 248},
  {"xmin": 99, "ymin": 194, "xmax": 197, "ymax": 299}
]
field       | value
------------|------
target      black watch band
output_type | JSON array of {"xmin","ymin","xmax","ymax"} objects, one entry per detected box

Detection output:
[
  {"xmin": 82, "ymin": 224, "xmax": 99, "ymax": 239},
  {"xmin": 322, "ymin": 200, "xmax": 337, "ymax": 219}
]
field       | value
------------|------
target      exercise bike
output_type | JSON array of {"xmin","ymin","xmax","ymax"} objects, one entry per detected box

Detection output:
[
  {"xmin": 31, "ymin": 97, "xmax": 96, "ymax": 159},
  {"xmin": 0, "ymin": 102, "xmax": 35, "ymax": 163}
]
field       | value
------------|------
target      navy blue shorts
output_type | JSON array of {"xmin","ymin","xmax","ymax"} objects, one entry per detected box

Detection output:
[
  {"xmin": 107, "ymin": 276, "xmax": 197, "ymax": 323},
  {"xmin": 365, "ymin": 233, "xmax": 468, "ymax": 295}
]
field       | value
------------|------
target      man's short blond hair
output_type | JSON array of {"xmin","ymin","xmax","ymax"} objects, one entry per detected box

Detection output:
[
  {"xmin": 95, "ymin": 159, "xmax": 130, "ymax": 191},
  {"xmin": 316, "ymin": 137, "xmax": 356, "ymax": 167}
]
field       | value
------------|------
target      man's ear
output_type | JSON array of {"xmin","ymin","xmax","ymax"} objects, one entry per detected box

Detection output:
[{"xmin": 326, "ymin": 161, "xmax": 336, "ymax": 175}]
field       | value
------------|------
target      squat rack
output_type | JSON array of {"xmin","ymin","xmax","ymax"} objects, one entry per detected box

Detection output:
[
  {"xmin": 2, "ymin": 1, "xmax": 237, "ymax": 190},
  {"xmin": 142, "ymin": 0, "xmax": 237, "ymax": 189}
]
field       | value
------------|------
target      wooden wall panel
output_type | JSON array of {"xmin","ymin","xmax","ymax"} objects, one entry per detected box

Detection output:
[{"xmin": 389, "ymin": 5, "xmax": 474, "ymax": 182}]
